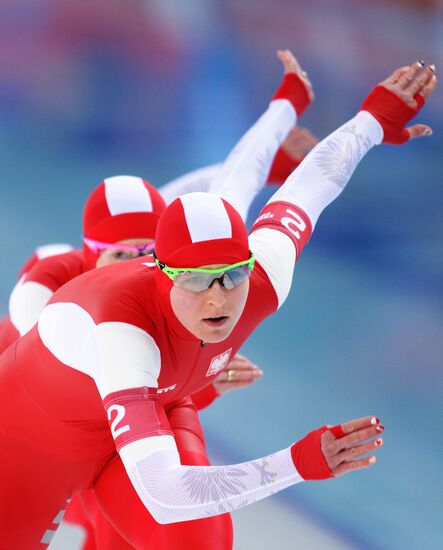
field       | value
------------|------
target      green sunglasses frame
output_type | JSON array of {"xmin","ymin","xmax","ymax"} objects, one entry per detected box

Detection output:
[{"xmin": 153, "ymin": 252, "xmax": 256, "ymax": 282}]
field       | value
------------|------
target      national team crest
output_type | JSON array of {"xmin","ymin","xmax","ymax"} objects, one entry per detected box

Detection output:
[{"xmin": 206, "ymin": 348, "xmax": 232, "ymax": 377}]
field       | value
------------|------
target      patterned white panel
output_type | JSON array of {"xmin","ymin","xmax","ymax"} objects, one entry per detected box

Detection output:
[
  {"xmin": 104, "ymin": 175, "xmax": 153, "ymax": 215},
  {"xmin": 180, "ymin": 192, "xmax": 232, "ymax": 243},
  {"xmin": 268, "ymin": 111, "xmax": 383, "ymax": 227},
  {"xmin": 126, "ymin": 445, "xmax": 302, "ymax": 524},
  {"xmin": 120, "ymin": 435, "xmax": 178, "ymax": 468}
]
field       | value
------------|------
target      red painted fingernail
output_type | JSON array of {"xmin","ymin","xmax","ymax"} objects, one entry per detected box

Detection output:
[
  {"xmin": 375, "ymin": 438, "xmax": 383, "ymax": 447},
  {"xmin": 376, "ymin": 425, "xmax": 384, "ymax": 433},
  {"xmin": 370, "ymin": 417, "xmax": 378, "ymax": 425}
]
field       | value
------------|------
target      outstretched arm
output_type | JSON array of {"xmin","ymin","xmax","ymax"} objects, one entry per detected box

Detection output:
[
  {"xmin": 249, "ymin": 61, "xmax": 436, "ymax": 308},
  {"xmin": 158, "ymin": 124, "xmax": 318, "ymax": 209},
  {"xmin": 268, "ymin": 61, "xmax": 435, "ymax": 226},
  {"xmin": 158, "ymin": 50, "xmax": 314, "ymax": 220},
  {"xmin": 106, "ymin": 377, "xmax": 383, "ymax": 524},
  {"xmin": 209, "ymin": 50, "xmax": 314, "ymax": 220}
]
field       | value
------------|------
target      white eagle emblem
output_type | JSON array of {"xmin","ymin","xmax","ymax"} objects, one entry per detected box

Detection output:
[{"xmin": 206, "ymin": 348, "xmax": 232, "ymax": 377}]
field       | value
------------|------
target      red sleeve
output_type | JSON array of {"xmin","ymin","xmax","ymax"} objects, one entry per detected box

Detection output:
[
  {"xmin": 103, "ymin": 387, "xmax": 173, "ymax": 451},
  {"xmin": 24, "ymin": 250, "xmax": 85, "ymax": 292},
  {"xmin": 360, "ymin": 85, "xmax": 425, "ymax": 145},
  {"xmin": 272, "ymin": 73, "xmax": 311, "ymax": 116},
  {"xmin": 250, "ymin": 200, "xmax": 312, "ymax": 259},
  {"xmin": 191, "ymin": 384, "xmax": 220, "ymax": 411},
  {"xmin": 290, "ymin": 427, "xmax": 333, "ymax": 480}
]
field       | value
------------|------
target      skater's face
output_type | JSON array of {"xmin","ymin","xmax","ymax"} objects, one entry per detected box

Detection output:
[
  {"xmin": 95, "ymin": 238, "xmax": 154, "ymax": 267},
  {"xmin": 170, "ymin": 264, "xmax": 249, "ymax": 343}
]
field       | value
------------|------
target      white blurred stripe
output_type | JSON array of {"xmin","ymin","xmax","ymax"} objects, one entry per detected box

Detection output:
[
  {"xmin": 52, "ymin": 510, "xmax": 65, "ymax": 525},
  {"xmin": 104, "ymin": 176, "xmax": 152, "ymax": 215},
  {"xmin": 48, "ymin": 522, "xmax": 86, "ymax": 550},
  {"xmin": 10, "ymin": 279, "xmax": 53, "ymax": 335},
  {"xmin": 41, "ymin": 529, "xmax": 56, "ymax": 544},
  {"xmin": 35, "ymin": 244, "xmax": 73, "ymax": 259}
]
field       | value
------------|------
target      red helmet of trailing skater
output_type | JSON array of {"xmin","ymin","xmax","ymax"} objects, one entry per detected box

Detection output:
[{"xmin": 82, "ymin": 175, "xmax": 166, "ymax": 268}]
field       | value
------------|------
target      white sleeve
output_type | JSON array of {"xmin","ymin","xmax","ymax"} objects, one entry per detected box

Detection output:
[
  {"xmin": 246, "ymin": 111, "xmax": 383, "ymax": 311},
  {"xmin": 9, "ymin": 276, "xmax": 53, "ymax": 336},
  {"xmin": 92, "ymin": 322, "xmax": 303, "ymax": 524},
  {"xmin": 119, "ymin": 436, "xmax": 303, "ymax": 524},
  {"xmin": 267, "ymin": 110, "xmax": 383, "ymax": 227},
  {"xmin": 158, "ymin": 164, "xmax": 222, "ymax": 205},
  {"xmin": 208, "ymin": 99, "xmax": 297, "ymax": 221}
]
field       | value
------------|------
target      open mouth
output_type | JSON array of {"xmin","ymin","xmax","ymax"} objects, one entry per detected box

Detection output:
[{"xmin": 202, "ymin": 316, "xmax": 229, "ymax": 328}]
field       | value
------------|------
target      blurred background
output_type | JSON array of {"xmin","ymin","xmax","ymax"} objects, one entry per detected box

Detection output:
[{"xmin": 0, "ymin": 0, "xmax": 442, "ymax": 549}]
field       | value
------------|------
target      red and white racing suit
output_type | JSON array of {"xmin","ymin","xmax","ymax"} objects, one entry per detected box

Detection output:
[{"xmin": 0, "ymin": 91, "xmax": 385, "ymax": 547}]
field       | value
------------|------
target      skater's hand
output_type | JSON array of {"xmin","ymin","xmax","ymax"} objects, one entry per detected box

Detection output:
[
  {"xmin": 321, "ymin": 416, "xmax": 384, "ymax": 476},
  {"xmin": 277, "ymin": 49, "xmax": 314, "ymax": 103},
  {"xmin": 291, "ymin": 416, "xmax": 384, "ymax": 480},
  {"xmin": 360, "ymin": 61, "xmax": 436, "ymax": 143},
  {"xmin": 214, "ymin": 354, "xmax": 263, "ymax": 395}
]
